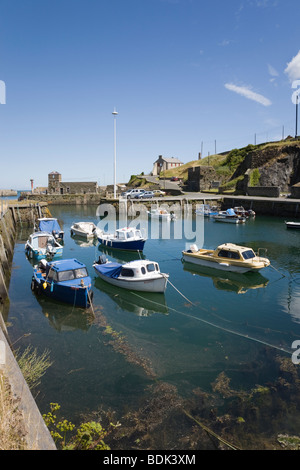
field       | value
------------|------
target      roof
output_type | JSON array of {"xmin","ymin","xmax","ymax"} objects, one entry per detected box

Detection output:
[
  {"xmin": 155, "ymin": 156, "xmax": 183, "ymax": 164},
  {"xmin": 217, "ymin": 243, "xmax": 253, "ymax": 252},
  {"xmin": 48, "ymin": 258, "xmax": 86, "ymax": 272}
]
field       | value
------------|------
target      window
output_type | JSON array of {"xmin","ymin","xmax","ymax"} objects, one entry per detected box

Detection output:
[
  {"xmin": 121, "ymin": 268, "xmax": 134, "ymax": 277},
  {"xmin": 58, "ymin": 270, "xmax": 75, "ymax": 281},
  {"xmin": 117, "ymin": 232, "xmax": 126, "ymax": 240},
  {"xmin": 146, "ymin": 263, "xmax": 155, "ymax": 272},
  {"xmin": 47, "ymin": 268, "xmax": 58, "ymax": 282},
  {"xmin": 141, "ymin": 267, "xmax": 146, "ymax": 275},
  {"xmin": 242, "ymin": 250, "xmax": 255, "ymax": 260},
  {"xmin": 218, "ymin": 250, "xmax": 240, "ymax": 260},
  {"xmin": 75, "ymin": 268, "xmax": 88, "ymax": 278}
]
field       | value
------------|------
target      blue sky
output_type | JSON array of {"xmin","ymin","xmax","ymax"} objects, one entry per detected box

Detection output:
[{"xmin": 0, "ymin": 0, "xmax": 300, "ymax": 189}]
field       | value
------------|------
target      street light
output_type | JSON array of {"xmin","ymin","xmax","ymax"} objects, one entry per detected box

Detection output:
[
  {"xmin": 296, "ymin": 95, "xmax": 298, "ymax": 139},
  {"xmin": 112, "ymin": 108, "xmax": 118, "ymax": 198}
]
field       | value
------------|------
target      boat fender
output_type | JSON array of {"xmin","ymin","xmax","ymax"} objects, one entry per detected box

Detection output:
[
  {"xmin": 43, "ymin": 282, "xmax": 47, "ymax": 289},
  {"xmin": 190, "ymin": 244, "xmax": 198, "ymax": 253}
]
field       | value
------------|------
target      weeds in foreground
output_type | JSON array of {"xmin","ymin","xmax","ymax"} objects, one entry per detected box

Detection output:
[
  {"xmin": 0, "ymin": 372, "xmax": 27, "ymax": 450},
  {"xmin": 16, "ymin": 346, "xmax": 53, "ymax": 390},
  {"xmin": 43, "ymin": 402, "xmax": 120, "ymax": 450}
]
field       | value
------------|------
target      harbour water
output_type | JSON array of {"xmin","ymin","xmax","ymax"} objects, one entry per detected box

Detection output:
[{"xmin": 5, "ymin": 204, "xmax": 300, "ymax": 449}]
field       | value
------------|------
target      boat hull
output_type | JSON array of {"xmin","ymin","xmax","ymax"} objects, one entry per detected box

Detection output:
[
  {"xmin": 94, "ymin": 267, "xmax": 168, "ymax": 293},
  {"xmin": 182, "ymin": 253, "xmax": 263, "ymax": 273},
  {"xmin": 213, "ymin": 216, "xmax": 245, "ymax": 224},
  {"xmin": 71, "ymin": 229, "xmax": 95, "ymax": 239},
  {"xmin": 98, "ymin": 237, "xmax": 146, "ymax": 251},
  {"xmin": 286, "ymin": 222, "xmax": 300, "ymax": 230},
  {"xmin": 25, "ymin": 245, "xmax": 63, "ymax": 260},
  {"xmin": 31, "ymin": 276, "xmax": 92, "ymax": 308}
]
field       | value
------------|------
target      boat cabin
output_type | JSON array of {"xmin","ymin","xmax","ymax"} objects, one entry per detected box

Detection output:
[
  {"xmin": 40, "ymin": 259, "xmax": 89, "ymax": 283},
  {"xmin": 215, "ymin": 243, "xmax": 256, "ymax": 261},
  {"xmin": 120, "ymin": 261, "xmax": 160, "ymax": 278},
  {"xmin": 29, "ymin": 232, "xmax": 57, "ymax": 249},
  {"xmin": 115, "ymin": 228, "xmax": 143, "ymax": 240}
]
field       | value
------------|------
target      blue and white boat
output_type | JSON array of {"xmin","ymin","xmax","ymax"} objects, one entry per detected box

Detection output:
[
  {"xmin": 93, "ymin": 256, "xmax": 168, "ymax": 293},
  {"xmin": 212, "ymin": 209, "xmax": 246, "ymax": 224},
  {"xmin": 195, "ymin": 204, "xmax": 219, "ymax": 217},
  {"xmin": 36, "ymin": 218, "xmax": 64, "ymax": 241},
  {"xmin": 25, "ymin": 231, "xmax": 63, "ymax": 260},
  {"xmin": 31, "ymin": 258, "xmax": 93, "ymax": 308},
  {"xmin": 97, "ymin": 227, "xmax": 146, "ymax": 251}
]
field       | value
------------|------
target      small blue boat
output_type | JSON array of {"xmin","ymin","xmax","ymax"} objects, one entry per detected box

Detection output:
[
  {"xmin": 97, "ymin": 227, "xmax": 146, "ymax": 251},
  {"xmin": 36, "ymin": 218, "xmax": 64, "ymax": 241},
  {"xmin": 31, "ymin": 258, "xmax": 93, "ymax": 308},
  {"xmin": 25, "ymin": 231, "xmax": 63, "ymax": 260}
]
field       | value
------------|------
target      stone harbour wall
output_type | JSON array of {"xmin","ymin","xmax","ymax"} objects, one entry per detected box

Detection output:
[{"xmin": 0, "ymin": 203, "xmax": 56, "ymax": 450}]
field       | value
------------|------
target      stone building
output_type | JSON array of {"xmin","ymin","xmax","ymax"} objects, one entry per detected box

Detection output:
[
  {"xmin": 48, "ymin": 171, "xmax": 99, "ymax": 194},
  {"xmin": 152, "ymin": 155, "xmax": 184, "ymax": 176}
]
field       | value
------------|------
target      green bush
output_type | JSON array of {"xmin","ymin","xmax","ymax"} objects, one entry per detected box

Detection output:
[
  {"xmin": 222, "ymin": 145, "xmax": 257, "ymax": 170},
  {"xmin": 249, "ymin": 168, "xmax": 260, "ymax": 187}
]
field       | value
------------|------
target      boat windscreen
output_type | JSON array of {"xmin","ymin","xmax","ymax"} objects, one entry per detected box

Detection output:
[
  {"xmin": 242, "ymin": 250, "xmax": 255, "ymax": 260},
  {"xmin": 75, "ymin": 268, "xmax": 88, "ymax": 278},
  {"xmin": 58, "ymin": 270, "xmax": 75, "ymax": 281}
]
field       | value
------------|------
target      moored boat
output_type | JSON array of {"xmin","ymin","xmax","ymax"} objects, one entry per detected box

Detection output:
[
  {"xmin": 25, "ymin": 231, "xmax": 63, "ymax": 259},
  {"xmin": 195, "ymin": 204, "xmax": 219, "ymax": 217},
  {"xmin": 285, "ymin": 221, "xmax": 300, "ymax": 229},
  {"xmin": 31, "ymin": 258, "xmax": 93, "ymax": 308},
  {"xmin": 36, "ymin": 218, "xmax": 64, "ymax": 241},
  {"xmin": 70, "ymin": 221, "xmax": 99, "ymax": 239},
  {"xmin": 213, "ymin": 209, "xmax": 246, "ymax": 224},
  {"xmin": 182, "ymin": 243, "xmax": 270, "ymax": 273},
  {"xmin": 93, "ymin": 256, "xmax": 169, "ymax": 293},
  {"xmin": 147, "ymin": 208, "xmax": 176, "ymax": 221},
  {"xmin": 97, "ymin": 227, "xmax": 146, "ymax": 251},
  {"xmin": 233, "ymin": 206, "xmax": 256, "ymax": 218}
]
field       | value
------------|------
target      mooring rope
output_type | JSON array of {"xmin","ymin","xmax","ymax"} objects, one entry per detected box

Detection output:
[{"xmin": 129, "ymin": 289, "xmax": 292, "ymax": 355}]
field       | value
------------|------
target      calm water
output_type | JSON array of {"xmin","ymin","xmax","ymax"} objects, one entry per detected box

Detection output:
[{"xmin": 5, "ymin": 204, "xmax": 300, "ymax": 449}]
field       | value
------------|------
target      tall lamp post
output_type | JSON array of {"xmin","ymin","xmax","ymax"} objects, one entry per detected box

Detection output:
[
  {"xmin": 296, "ymin": 95, "xmax": 298, "ymax": 139},
  {"xmin": 112, "ymin": 108, "xmax": 118, "ymax": 198}
]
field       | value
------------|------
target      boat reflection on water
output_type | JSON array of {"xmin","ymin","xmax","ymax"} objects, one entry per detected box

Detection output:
[
  {"xmin": 94, "ymin": 276, "xmax": 169, "ymax": 317},
  {"xmin": 71, "ymin": 234, "xmax": 98, "ymax": 248},
  {"xmin": 182, "ymin": 262, "xmax": 269, "ymax": 294},
  {"xmin": 35, "ymin": 296, "xmax": 94, "ymax": 332},
  {"xmin": 98, "ymin": 246, "xmax": 146, "ymax": 263}
]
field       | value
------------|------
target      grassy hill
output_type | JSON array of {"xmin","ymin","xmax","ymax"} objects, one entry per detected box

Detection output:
[{"xmin": 127, "ymin": 138, "xmax": 300, "ymax": 193}]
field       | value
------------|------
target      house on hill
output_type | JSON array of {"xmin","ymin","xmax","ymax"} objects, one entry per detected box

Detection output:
[
  {"xmin": 48, "ymin": 171, "xmax": 99, "ymax": 194},
  {"xmin": 152, "ymin": 155, "xmax": 184, "ymax": 176}
]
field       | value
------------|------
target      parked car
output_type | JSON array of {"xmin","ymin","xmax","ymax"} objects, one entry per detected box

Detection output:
[
  {"xmin": 152, "ymin": 189, "xmax": 166, "ymax": 197},
  {"xmin": 171, "ymin": 176, "xmax": 179, "ymax": 181},
  {"xmin": 124, "ymin": 189, "xmax": 146, "ymax": 199},
  {"xmin": 139, "ymin": 191, "xmax": 154, "ymax": 199}
]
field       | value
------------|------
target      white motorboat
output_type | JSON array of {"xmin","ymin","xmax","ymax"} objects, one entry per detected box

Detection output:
[
  {"xmin": 212, "ymin": 209, "xmax": 246, "ymax": 224},
  {"xmin": 182, "ymin": 243, "xmax": 270, "ymax": 273},
  {"xmin": 195, "ymin": 204, "xmax": 219, "ymax": 217},
  {"xmin": 93, "ymin": 256, "xmax": 169, "ymax": 293},
  {"xmin": 25, "ymin": 231, "xmax": 63, "ymax": 260},
  {"xmin": 71, "ymin": 222, "xmax": 99, "ymax": 239},
  {"xmin": 147, "ymin": 208, "xmax": 176, "ymax": 221},
  {"xmin": 285, "ymin": 221, "xmax": 300, "ymax": 230}
]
